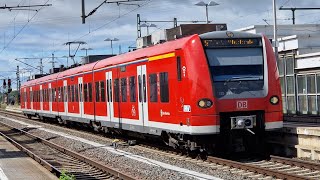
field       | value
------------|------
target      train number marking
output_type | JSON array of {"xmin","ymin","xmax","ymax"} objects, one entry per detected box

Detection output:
[
  {"xmin": 182, "ymin": 66, "xmax": 187, "ymax": 77},
  {"xmin": 160, "ymin": 109, "xmax": 171, "ymax": 117},
  {"xmin": 131, "ymin": 105, "xmax": 136, "ymax": 117},
  {"xmin": 237, "ymin": 101, "xmax": 248, "ymax": 109}
]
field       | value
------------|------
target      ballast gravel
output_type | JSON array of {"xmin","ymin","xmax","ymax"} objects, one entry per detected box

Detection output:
[{"xmin": 0, "ymin": 115, "xmax": 252, "ymax": 180}]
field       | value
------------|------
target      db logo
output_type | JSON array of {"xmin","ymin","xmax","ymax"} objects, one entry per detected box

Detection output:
[{"xmin": 237, "ymin": 101, "xmax": 248, "ymax": 109}]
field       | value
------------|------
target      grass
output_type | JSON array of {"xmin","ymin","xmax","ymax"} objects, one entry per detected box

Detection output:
[{"xmin": 59, "ymin": 170, "xmax": 75, "ymax": 180}]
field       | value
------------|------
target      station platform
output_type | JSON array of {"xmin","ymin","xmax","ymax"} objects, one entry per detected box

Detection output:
[
  {"xmin": 268, "ymin": 122, "xmax": 320, "ymax": 160},
  {"xmin": 0, "ymin": 135, "xmax": 57, "ymax": 180},
  {"xmin": 4, "ymin": 105, "xmax": 22, "ymax": 113}
]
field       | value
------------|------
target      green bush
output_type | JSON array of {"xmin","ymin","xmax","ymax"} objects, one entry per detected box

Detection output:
[{"xmin": 59, "ymin": 170, "xmax": 75, "ymax": 180}]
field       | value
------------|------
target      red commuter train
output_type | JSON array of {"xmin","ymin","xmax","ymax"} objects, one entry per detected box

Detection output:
[{"xmin": 20, "ymin": 31, "xmax": 283, "ymax": 154}]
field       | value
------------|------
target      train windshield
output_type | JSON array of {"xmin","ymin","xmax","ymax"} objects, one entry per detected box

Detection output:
[{"xmin": 205, "ymin": 47, "xmax": 265, "ymax": 99}]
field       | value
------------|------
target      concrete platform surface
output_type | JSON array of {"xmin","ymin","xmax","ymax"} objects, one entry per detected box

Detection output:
[
  {"xmin": 4, "ymin": 105, "xmax": 22, "ymax": 113},
  {"xmin": 0, "ymin": 135, "xmax": 57, "ymax": 180},
  {"xmin": 268, "ymin": 122, "xmax": 320, "ymax": 160}
]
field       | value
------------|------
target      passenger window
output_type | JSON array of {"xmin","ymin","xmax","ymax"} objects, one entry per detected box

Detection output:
[
  {"xmin": 107, "ymin": 80, "xmax": 110, "ymax": 102},
  {"xmin": 60, "ymin": 87, "xmax": 64, "ymax": 102},
  {"xmin": 45, "ymin": 89, "xmax": 47, "ymax": 102},
  {"xmin": 109, "ymin": 80, "xmax": 112, "ymax": 102},
  {"xmin": 88, "ymin": 83, "xmax": 93, "ymax": 102},
  {"xmin": 177, "ymin": 56, "xmax": 182, "ymax": 81},
  {"xmin": 78, "ymin": 84, "xmax": 81, "ymax": 102},
  {"xmin": 129, "ymin": 76, "xmax": 136, "ymax": 102},
  {"xmin": 149, "ymin": 74, "xmax": 157, "ymax": 102},
  {"xmin": 52, "ymin": 89, "xmax": 54, "ymax": 102},
  {"xmin": 95, "ymin": 82, "xmax": 100, "ymax": 102},
  {"xmin": 68, "ymin": 86, "xmax": 71, "ymax": 102},
  {"xmin": 84, "ymin": 84, "xmax": 88, "ymax": 102},
  {"xmin": 160, "ymin": 72, "xmax": 169, "ymax": 102},
  {"xmin": 47, "ymin": 89, "xmax": 49, "ymax": 102},
  {"xmin": 114, "ymin": 79, "xmax": 120, "ymax": 102},
  {"xmin": 100, "ymin": 81, "xmax": 105, "ymax": 102},
  {"xmin": 43, "ymin": 89, "xmax": 45, "ymax": 102},
  {"xmin": 57, "ymin": 88, "xmax": 60, "ymax": 102},
  {"xmin": 121, "ymin": 78, "xmax": 127, "ymax": 102},
  {"xmin": 143, "ymin": 74, "xmax": 146, "ymax": 103},
  {"xmin": 75, "ymin": 85, "xmax": 78, "ymax": 102},
  {"xmin": 71, "ymin": 85, "xmax": 76, "ymax": 102},
  {"xmin": 64, "ymin": 86, "xmax": 67, "ymax": 102},
  {"xmin": 138, "ymin": 75, "xmax": 142, "ymax": 102}
]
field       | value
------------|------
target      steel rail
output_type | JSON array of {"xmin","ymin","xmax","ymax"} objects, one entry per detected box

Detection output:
[
  {"xmin": 271, "ymin": 155, "xmax": 320, "ymax": 171},
  {"xmin": 207, "ymin": 156, "xmax": 309, "ymax": 180},
  {"xmin": 0, "ymin": 130, "xmax": 62, "ymax": 177},
  {"xmin": 0, "ymin": 120, "xmax": 136, "ymax": 180}
]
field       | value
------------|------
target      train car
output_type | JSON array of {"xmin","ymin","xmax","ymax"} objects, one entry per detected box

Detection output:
[{"xmin": 20, "ymin": 31, "xmax": 283, "ymax": 154}]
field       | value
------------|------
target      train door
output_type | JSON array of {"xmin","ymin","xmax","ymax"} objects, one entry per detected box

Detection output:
[
  {"xmin": 175, "ymin": 54, "xmax": 189, "ymax": 116},
  {"xmin": 49, "ymin": 83, "xmax": 52, "ymax": 113},
  {"xmin": 24, "ymin": 88, "xmax": 27, "ymax": 109},
  {"xmin": 40, "ymin": 85, "xmax": 43, "ymax": 112},
  {"xmin": 30, "ymin": 87, "xmax": 33, "ymax": 110},
  {"xmin": 105, "ymin": 71, "xmax": 114, "ymax": 123},
  {"xmin": 63, "ymin": 80, "xmax": 68, "ymax": 116},
  {"xmin": 78, "ymin": 77, "xmax": 84, "ymax": 118},
  {"xmin": 137, "ymin": 65, "xmax": 149, "ymax": 127}
]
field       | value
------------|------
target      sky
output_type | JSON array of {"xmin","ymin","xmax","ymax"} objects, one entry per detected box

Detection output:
[{"xmin": 0, "ymin": 0, "xmax": 320, "ymax": 88}]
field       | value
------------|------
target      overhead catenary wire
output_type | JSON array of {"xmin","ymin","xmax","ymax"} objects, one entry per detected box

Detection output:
[
  {"xmin": 0, "ymin": 0, "xmax": 51, "ymax": 55},
  {"xmin": 47, "ymin": 0, "xmax": 153, "ymax": 58},
  {"xmin": 5, "ymin": 0, "xmax": 320, "ymax": 83}
]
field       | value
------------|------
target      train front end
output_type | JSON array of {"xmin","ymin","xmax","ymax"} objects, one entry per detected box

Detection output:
[{"xmin": 189, "ymin": 31, "xmax": 283, "ymax": 154}]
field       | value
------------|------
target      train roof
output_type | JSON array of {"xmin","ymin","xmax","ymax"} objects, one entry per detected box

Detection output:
[
  {"xmin": 93, "ymin": 35, "xmax": 195, "ymax": 70},
  {"xmin": 21, "ymin": 78, "xmax": 37, "ymax": 88},
  {"xmin": 57, "ymin": 62, "xmax": 97, "ymax": 78},
  {"xmin": 21, "ymin": 34, "xmax": 196, "ymax": 88},
  {"xmin": 200, "ymin": 30, "xmax": 262, "ymax": 39}
]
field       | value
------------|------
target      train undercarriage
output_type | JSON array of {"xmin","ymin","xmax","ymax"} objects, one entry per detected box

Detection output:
[
  {"xmin": 24, "ymin": 110, "xmax": 268, "ymax": 158},
  {"xmin": 161, "ymin": 111, "xmax": 267, "ymax": 157}
]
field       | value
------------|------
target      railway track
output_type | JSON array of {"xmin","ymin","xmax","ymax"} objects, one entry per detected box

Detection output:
[
  {"xmin": 207, "ymin": 156, "xmax": 320, "ymax": 179},
  {"xmin": 138, "ymin": 143, "xmax": 319, "ymax": 179},
  {"xmin": 2, "ymin": 109, "xmax": 320, "ymax": 179},
  {"xmin": 0, "ymin": 118, "xmax": 135, "ymax": 180}
]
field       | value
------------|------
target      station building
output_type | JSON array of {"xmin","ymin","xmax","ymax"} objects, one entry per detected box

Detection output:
[{"xmin": 237, "ymin": 24, "xmax": 320, "ymax": 116}]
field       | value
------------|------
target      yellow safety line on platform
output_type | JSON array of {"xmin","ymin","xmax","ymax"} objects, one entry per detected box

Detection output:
[{"xmin": 149, "ymin": 52, "xmax": 175, "ymax": 61}]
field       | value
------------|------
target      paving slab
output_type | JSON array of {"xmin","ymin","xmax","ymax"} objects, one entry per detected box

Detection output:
[{"xmin": 0, "ymin": 135, "xmax": 57, "ymax": 180}]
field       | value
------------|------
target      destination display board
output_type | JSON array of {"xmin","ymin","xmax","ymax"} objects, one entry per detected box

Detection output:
[{"xmin": 202, "ymin": 38, "xmax": 262, "ymax": 48}]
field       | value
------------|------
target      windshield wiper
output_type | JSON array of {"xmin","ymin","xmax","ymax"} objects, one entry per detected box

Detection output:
[{"xmin": 225, "ymin": 76, "xmax": 262, "ymax": 82}]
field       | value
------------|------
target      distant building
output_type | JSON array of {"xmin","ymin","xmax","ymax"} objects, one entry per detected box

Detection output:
[
  {"xmin": 82, "ymin": 55, "xmax": 115, "ymax": 65},
  {"xmin": 237, "ymin": 24, "xmax": 320, "ymax": 115},
  {"xmin": 137, "ymin": 24, "xmax": 227, "ymax": 49}
]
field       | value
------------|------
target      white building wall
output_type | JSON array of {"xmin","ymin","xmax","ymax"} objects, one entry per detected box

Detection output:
[
  {"xmin": 236, "ymin": 24, "xmax": 320, "ymax": 56},
  {"xmin": 236, "ymin": 24, "xmax": 320, "ymax": 38}
]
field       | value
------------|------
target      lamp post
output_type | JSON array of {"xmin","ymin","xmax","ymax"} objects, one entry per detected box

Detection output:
[
  {"xmin": 104, "ymin": 38, "xmax": 119, "ymax": 55},
  {"xmin": 81, "ymin": 47, "xmax": 93, "ymax": 56},
  {"xmin": 195, "ymin": 1, "xmax": 219, "ymax": 24},
  {"xmin": 273, "ymin": 0, "xmax": 279, "ymax": 60},
  {"xmin": 140, "ymin": 23, "xmax": 157, "ymax": 35}
]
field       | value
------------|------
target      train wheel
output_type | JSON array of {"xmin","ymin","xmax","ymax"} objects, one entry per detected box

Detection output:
[
  {"xmin": 188, "ymin": 149, "xmax": 199, "ymax": 159},
  {"xmin": 27, "ymin": 115, "xmax": 32, "ymax": 119},
  {"xmin": 199, "ymin": 150, "xmax": 208, "ymax": 160}
]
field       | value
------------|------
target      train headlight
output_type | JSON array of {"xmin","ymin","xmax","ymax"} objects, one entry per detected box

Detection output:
[
  {"xmin": 198, "ymin": 99, "xmax": 213, "ymax": 108},
  {"xmin": 270, "ymin": 96, "xmax": 279, "ymax": 105}
]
